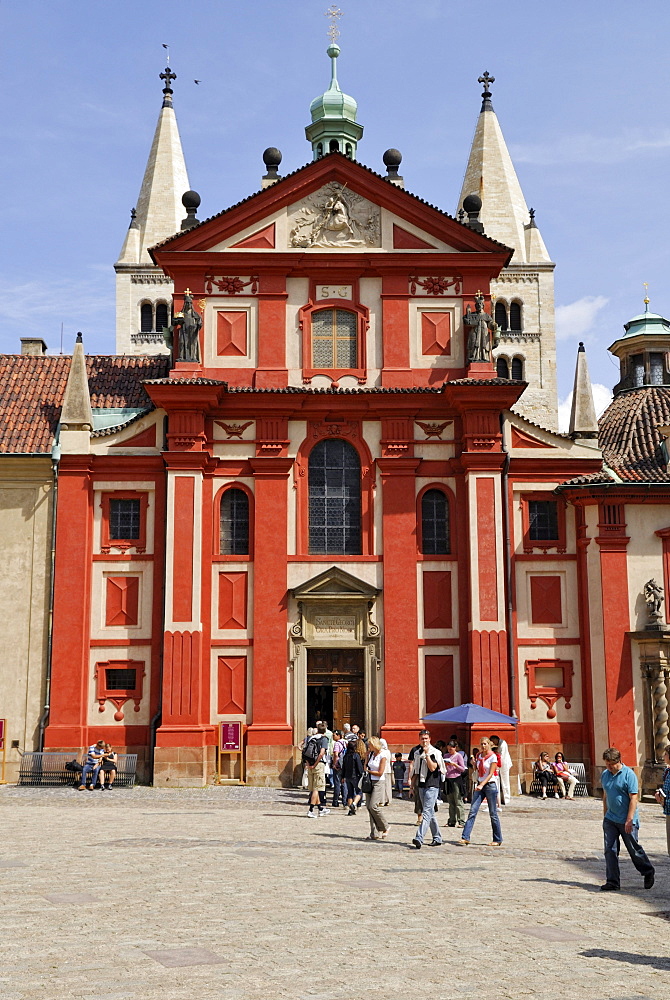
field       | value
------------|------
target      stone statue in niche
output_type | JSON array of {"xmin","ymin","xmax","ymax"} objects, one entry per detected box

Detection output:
[
  {"xmin": 644, "ymin": 578, "xmax": 666, "ymax": 628},
  {"xmin": 167, "ymin": 289, "xmax": 202, "ymax": 363},
  {"xmin": 464, "ymin": 292, "xmax": 499, "ymax": 363},
  {"xmin": 288, "ymin": 183, "xmax": 381, "ymax": 248}
]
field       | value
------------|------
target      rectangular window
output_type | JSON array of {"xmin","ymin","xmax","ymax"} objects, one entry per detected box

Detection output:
[
  {"xmin": 312, "ymin": 309, "xmax": 357, "ymax": 369},
  {"xmin": 105, "ymin": 667, "xmax": 137, "ymax": 691},
  {"xmin": 632, "ymin": 354, "xmax": 644, "ymax": 386},
  {"xmin": 109, "ymin": 498, "xmax": 141, "ymax": 540},
  {"xmin": 650, "ymin": 352, "xmax": 664, "ymax": 385},
  {"xmin": 528, "ymin": 500, "xmax": 559, "ymax": 541}
]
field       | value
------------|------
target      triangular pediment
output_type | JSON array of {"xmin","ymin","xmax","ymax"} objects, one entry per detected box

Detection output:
[
  {"xmin": 150, "ymin": 153, "xmax": 513, "ymax": 263},
  {"xmin": 291, "ymin": 566, "xmax": 379, "ymax": 601}
]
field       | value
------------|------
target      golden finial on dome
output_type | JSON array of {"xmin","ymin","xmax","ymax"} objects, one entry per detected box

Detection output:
[{"xmin": 643, "ymin": 281, "xmax": 650, "ymax": 309}]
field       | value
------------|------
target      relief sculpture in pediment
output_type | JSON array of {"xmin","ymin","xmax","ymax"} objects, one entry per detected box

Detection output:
[{"xmin": 288, "ymin": 183, "xmax": 381, "ymax": 249}]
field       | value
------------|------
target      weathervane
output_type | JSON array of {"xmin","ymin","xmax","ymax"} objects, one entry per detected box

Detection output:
[{"xmin": 325, "ymin": 5, "xmax": 344, "ymax": 43}]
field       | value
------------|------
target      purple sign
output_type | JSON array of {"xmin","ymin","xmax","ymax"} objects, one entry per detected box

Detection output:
[
  {"xmin": 219, "ymin": 722, "xmax": 241, "ymax": 753},
  {"xmin": 0, "ymin": 719, "xmax": 4, "ymax": 751}
]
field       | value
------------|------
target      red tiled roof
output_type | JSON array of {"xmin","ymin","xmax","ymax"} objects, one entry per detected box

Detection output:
[
  {"xmin": 0, "ymin": 354, "xmax": 170, "ymax": 454},
  {"xmin": 598, "ymin": 386, "xmax": 670, "ymax": 483}
]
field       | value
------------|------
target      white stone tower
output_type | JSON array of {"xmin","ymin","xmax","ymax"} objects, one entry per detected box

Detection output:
[
  {"xmin": 115, "ymin": 65, "xmax": 190, "ymax": 355},
  {"xmin": 458, "ymin": 73, "xmax": 558, "ymax": 429}
]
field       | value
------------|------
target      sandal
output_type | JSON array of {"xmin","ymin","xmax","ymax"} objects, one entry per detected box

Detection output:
[
  {"xmin": 457, "ymin": 839, "xmax": 470, "ymax": 846},
  {"xmin": 488, "ymin": 841, "xmax": 503, "ymax": 847}
]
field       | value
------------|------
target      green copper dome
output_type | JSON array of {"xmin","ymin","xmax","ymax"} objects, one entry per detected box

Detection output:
[
  {"xmin": 306, "ymin": 44, "xmax": 363, "ymax": 160},
  {"xmin": 621, "ymin": 307, "xmax": 670, "ymax": 339}
]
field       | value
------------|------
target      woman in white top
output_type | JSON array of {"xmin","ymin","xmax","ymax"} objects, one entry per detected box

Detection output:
[
  {"xmin": 365, "ymin": 737, "xmax": 390, "ymax": 840},
  {"xmin": 458, "ymin": 737, "xmax": 503, "ymax": 846},
  {"xmin": 379, "ymin": 738, "xmax": 392, "ymax": 806}
]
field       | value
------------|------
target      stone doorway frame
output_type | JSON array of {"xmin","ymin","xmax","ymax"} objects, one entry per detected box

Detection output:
[{"xmin": 289, "ymin": 566, "xmax": 382, "ymax": 741}]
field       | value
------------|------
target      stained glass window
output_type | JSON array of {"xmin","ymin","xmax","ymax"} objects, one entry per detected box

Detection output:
[
  {"xmin": 109, "ymin": 498, "xmax": 140, "ymax": 540},
  {"xmin": 220, "ymin": 489, "xmax": 249, "ymax": 555},
  {"xmin": 421, "ymin": 489, "xmax": 450, "ymax": 555},
  {"xmin": 312, "ymin": 309, "xmax": 357, "ymax": 369},
  {"xmin": 529, "ymin": 500, "xmax": 559, "ymax": 541},
  {"xmin": 308, "ymin": 439, "xmax": 361, "ymax": 554}
]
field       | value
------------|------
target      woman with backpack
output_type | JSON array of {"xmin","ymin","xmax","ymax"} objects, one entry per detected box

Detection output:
[{"xmin": 342, "ymin": 737, "xmax": 364, "ymax": 815}]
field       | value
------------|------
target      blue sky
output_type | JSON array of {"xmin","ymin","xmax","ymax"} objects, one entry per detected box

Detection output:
[{"xmin": 2, "ymin": 0, "xmax": 669, "ymax": 413}]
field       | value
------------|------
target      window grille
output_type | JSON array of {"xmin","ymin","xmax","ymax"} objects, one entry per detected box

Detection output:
[
  {"xmin": 140, "ymin": 303, "xmax": 153, "ymax": 332},
  {"xmin": 509, "ymin": 302, "xmax": 522, "ymax": 332},
  {"xmin": 650, "ymin": 353, "xmax": 664, "ymax": 385},
  {"xmin": 494, "ymin": 301, "xmax": 508, "ymax": 331},
  {"xmin": 155, "ymin": 303, "xmax": 169, "ymax": 331},
  {"xmin": 632, "ymin": 354, "xmax": 644, "ymax": 386},
  {"xmin": 312, "ymin": 309, "xmax": 357, "ymax": 369},
  {"xmin": 421, "ymin": 489, "xmax": 450, "ymax": 554},
  {"xmin": 511, "ymin": 357, "xmax": 524, "ymax": 380},
  {"xmin": 220, "ymin": 489, "xmax": 249, "ymax": 555},
  {"xmin": 308, "ymin": 439, "xmax": 361, "ymax": 554},
  {"xmin": 105, "ymin": 668, "xmax": 137, "ymax": 691},
  {"xmin": 109, "ymin": 498, "xmax": 141, "ymax": 540},
  {"xmin": 528, "ymin": 500, "xmax": 559, "ymax": 541},
  {"xmin": 496, "ymin": 357, "xmax": 510, "ymax": 379}
]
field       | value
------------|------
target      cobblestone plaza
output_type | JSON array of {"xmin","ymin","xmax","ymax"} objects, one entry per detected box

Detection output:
[{"xmin": 0, "ymin": 786, "xmax": 668, "ymax": 999}]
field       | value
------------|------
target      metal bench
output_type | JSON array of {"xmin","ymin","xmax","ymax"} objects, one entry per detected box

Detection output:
[
  {"xmin": 529, "ymin": 761, "xmax": 588, "ymax": 797},
  {"xmin": 18, "ymin": 752, "xmax": 137, "ymax": 788}
]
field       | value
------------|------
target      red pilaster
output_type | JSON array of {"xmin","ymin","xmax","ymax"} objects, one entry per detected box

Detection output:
[
  {"xmin": 255, "ymin": 275, "xmax": 288, "ymax": 387},
  {"xmin": 378, "ymin": 456, "xmax": 421, "ymax": 740},
  {"xmin": 246, "ymin": 457, "xmax": 293, "ymax": 744},
  {"xmin": 45, "ymin": 456, "xmax": 93, "ymax": 748},
  {"xmin": 380, "ymin": 275, "xmax": 412, "ymax": 386}
]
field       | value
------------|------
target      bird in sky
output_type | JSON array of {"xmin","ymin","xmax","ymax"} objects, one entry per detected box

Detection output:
[{"xmin": 194, "ymin": 79, "xmax": 201, "ymax": 85}]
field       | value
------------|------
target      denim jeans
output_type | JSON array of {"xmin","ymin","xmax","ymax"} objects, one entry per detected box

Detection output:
[
  {"xmin": 80, "ymin": 762, "xmax": 100, "ymax": 787},
  {"xmin": 603, "ymin": 818, "xmax": 654, "ymax": 887},
  {"xmin": 332, "ymin": 768, "xmax": 346, "ymax": 806},
  {"xmin": 462, "ymin": 782, "xmax": 502, "ymax": 843},
  {"xmin": 415, "ymin": 785, "xmax": 442, "ymax": 845}
]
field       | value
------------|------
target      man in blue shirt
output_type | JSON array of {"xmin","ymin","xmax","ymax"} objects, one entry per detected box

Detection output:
[{"xmin": 600, "ymin": 747, "xmax": 655, "ymax": 891}]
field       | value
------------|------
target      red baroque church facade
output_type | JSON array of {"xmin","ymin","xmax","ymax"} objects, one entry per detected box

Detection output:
[{"xmin": 43, "ymin": 153, "xmax": 606, "ymax": 785}]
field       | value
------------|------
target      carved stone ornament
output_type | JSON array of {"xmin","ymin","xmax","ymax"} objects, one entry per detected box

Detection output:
[
  {"xmin": 288, "ymin": 183, "xmax": 381, "ymax": 249},
  {"xmin": 409, "ymin": 276, "xmax": 461, "ymax": 296},
  {"xmin": 416, "ymin": 420, "xmax": 451, "ymax": 439},
  {"xmin": 204, "ymin": 275, "xmax": 259, "ymax": 295},
  {"xmin": 644, "ymin": 578, "xmax": 667, "ymax": 629},
  {"xmin": 215, "ymin": 420, "xmax": 253, "ymax": 439}
]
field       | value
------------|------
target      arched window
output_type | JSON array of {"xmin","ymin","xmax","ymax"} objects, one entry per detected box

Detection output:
[
  {"xmin": 511, "ymin": 357, "xmax": 524, "ymax": 380},
  {"xmin": 494, "ymin": 301, "xmax": 508, "ymax": 332},
  {"xmin": 155, "ymin": 302, "xmax": 169, "ymax": 331},
  {"xmin": 316, "ymin": 142, "xmax": 323, "ymax": 158},
  {"xmin": 421, "ymin": 489, "xmax": 450, "ymax": 555},
  {"xmin": 509, "ymin": 301, "xmax": 522, "ymax": 332},
  {"xmin": 329, "ymin": 139, "xmax": 340, "ymax": 153},
  {"xmin": 140, "ymin": 303, "xmax": 153, "ymax": 332},
  {"xmin": 220, "ymin": 488, "xmax": 249, "ymax": 555},
  {"xmin": 496, "ymin": 357, "xmax": 510, "ymax": 379},
  {"xmin": 308, "ymin": 439, "xmax": 361, "ymax": 554},
  {"xmin": 312, "ymin": 309, "xmax": 357, "ymax": 369},
  {"xmin": 345, "ymin": 143, "xmax": 353, "ymax": 158}
]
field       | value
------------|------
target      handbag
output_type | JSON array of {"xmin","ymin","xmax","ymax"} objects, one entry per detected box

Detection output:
[{"xmin": 360, "ymin": 771, "xmax": 374, "ymax": 794}]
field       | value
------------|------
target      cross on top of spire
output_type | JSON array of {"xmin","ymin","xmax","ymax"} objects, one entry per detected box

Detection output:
[
  {"xmin": 325, "ymin": 5, "xmax": 344, "ymax": 43},
  {"xmin": 160, "ymin": 65, "xmax": 177, "ymax": 103},
  {"xmin": 478, "ymin": 71, "xmax": 495, "ymax": 112}
]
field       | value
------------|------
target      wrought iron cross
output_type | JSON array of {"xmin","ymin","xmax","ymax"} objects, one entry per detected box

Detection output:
[
  {"xmin": 325, "ymin": 5, "xmax": 344, "ymax": 42},
  {"xmin": 160, "ymin": 66, "xmax": 176, "ymax": 92},
  {"xmin": 478, "ymin": 71, "xmax": 495, "ymax": 93}
]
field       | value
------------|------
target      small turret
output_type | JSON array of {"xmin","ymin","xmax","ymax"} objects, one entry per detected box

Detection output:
[
  {"xmin": 609, "ymin": 294, "xmax": 670, "ymax": 394},
  {"xmin": 305, "ymin": 43, "xmax": 363, "ymax": 160}
]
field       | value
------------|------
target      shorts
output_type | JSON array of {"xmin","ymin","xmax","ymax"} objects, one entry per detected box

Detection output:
[{"xmin": 307, "ymin": 762, "xmax": 326, "ymax": 792}]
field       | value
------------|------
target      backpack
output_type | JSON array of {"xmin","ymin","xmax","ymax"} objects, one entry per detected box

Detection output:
[{"xmin": 302, "ymin": 737, "xmax": 321, "ymax": 766}]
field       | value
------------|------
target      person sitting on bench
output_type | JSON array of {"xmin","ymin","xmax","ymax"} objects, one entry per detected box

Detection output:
[
  {"xmin": 534, "ymin": 751, "xmax": 560, "ymax": 799},
  {"xmin": 552, "ymin": 752, "xmax": 578, "ymax": 800},
  {"xmin": 78, "ymin": 741, "xmax": 105, "ymax": 792},
  {"xmin": 99, "ymin": 744, "xmax": 118, "ymax": 789}
]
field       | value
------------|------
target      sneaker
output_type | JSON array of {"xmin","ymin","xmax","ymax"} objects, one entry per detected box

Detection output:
[
  {"xmin": 554, "ymin": 792, "xmax": 560, "ymax": 799},
  {"xmin": 429, "ymin": 841, "xmax": 443, "ymax": 847},
  {"xmin": 307, "ymin": 810, "xmax": 317, "ymax": 818},
  {"xmin": 599, "ymin": 882, "xmax": 620, "ymax": 892},
  {"xmin": 318, "ymin": 808, "xmax": 330, "ymax": 817},
  {"xmin": 644, "ymin": 871, "xmax": 655, "ymax": 889},
  {"xmin": 411, "ymin": 838, "xmax": 421, "ymax": 850},
  {"xmin": 488, "ymin": 841, "xmax": 503, "ymax": 847}
]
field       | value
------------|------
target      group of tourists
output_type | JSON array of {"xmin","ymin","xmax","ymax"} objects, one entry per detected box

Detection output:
[{"xmin": 300, "ymin": 724, "xmax": 670, "ymax": 891}]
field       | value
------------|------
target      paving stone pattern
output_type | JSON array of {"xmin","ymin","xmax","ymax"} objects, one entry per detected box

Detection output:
[{"xmin": 0, "ymin": 786, "xmax": 669, "ymax": 999}]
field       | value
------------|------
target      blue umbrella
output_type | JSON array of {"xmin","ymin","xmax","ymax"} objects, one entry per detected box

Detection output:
[{"xmin": 422, "ymin": 703, "xmax": 518, "ymax": 725}]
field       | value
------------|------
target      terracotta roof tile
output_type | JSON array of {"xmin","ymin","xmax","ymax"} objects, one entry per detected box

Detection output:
[
  {"xmin": 0, "ymin": 354, "xmax": 170, "ymax": 454},
  {"xmin": 598, "ymin": 386, "xmax": 670, "ymax": 483}
]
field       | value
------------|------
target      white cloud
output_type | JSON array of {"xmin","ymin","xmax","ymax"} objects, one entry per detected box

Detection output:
[
  {"xmin": 555, "ymin": 295, "xmax": 608, "ymax": 341},
  {"xmin": 511, "ymin": 129, "xmax": 670, "ymax": 166},
  {"xmin": 558, "ymin": 383, "xmax": 612, "ymax": 433}
]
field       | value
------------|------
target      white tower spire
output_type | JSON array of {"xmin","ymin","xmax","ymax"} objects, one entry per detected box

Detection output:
[{"xmin": 115, "ymin": 65, "xmax": 190, "ymax": 355}]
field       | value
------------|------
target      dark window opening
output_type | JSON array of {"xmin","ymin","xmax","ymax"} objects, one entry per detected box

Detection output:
[
  {"xmin": 109, "ymin": 498, "xmax": 141, "ymax": 540},
  {"xmin": 329, "ymin": 139, "xmax": 340, "ymax": 153},
  {"xmin": 496, "ymin": 357, "xmax": 510, "ymax": 379},
  {"xmin": 316, "ymin": 142, "xmax": 323, "ymax": 158},
  {"xmin": 155, "ymin": 303, "xmax": 169, "ymax": 331},
  {"xmin": 220, "ymin": 488, "xmax": 249, "ymax": 555},
  {"xmin": 528, "ymin": 500, "xmax": 559, "ymax": 541},
  {"xmin": 312, "ymin": 309, "xmax": 357, "ymax": 369},
  {"xmin": 140, "ymin": 303, "xmax": 153, "ymax": 332},
  {"xmin": 308, "ymin": 439, "xmax": 361, "ymax": 555},
  {"xmin": 105, "ymin": 668, "xmax": 137, "ymax": 691},
  {"xmin": 421, "ymin": 489, "xmax": 450, "ymax": 555},
  {"xmin": 345, "ymin": 143, "xmax": 353, "ymax": 158},
  {"xmin": 509, "ymin": 302, "xmax": 522, "ymax": 331},
  {"xmin": 511, "ymin": 357, "xmax": 524, "ymax": 380},
  {"xmin": 494, "ymin": 302, "xmax": 508, "ymax": 331}
]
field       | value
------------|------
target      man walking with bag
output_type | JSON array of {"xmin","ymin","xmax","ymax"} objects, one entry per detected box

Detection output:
[
  {"xmin": 304, "ymin": 722, "xmax": 330, "ymax": 818},
  {"xmin": 410, "ymin": 730, "xmax": 445, "ymax": 849},
  {"xmin": 600, "ymin": 747, "xmax": 654, "ymax": 892}
]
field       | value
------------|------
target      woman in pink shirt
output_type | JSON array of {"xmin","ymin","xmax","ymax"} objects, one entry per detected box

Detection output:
[
  {"xmin": 443, "ymin": 739, "xmax": 467, "ymax": 827},
  {"xmin": 458, "ymin": 737, "xmax": 503, "ymax": 847}
]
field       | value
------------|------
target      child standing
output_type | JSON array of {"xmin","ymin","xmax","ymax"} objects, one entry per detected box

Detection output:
[{"xmin": 392, "ymin": 753, "xmax": 407, "ymax": 799}]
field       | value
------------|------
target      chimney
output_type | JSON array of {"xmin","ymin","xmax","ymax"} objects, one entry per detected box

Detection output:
[{"xmin": 20, "ymin": 338, "xmax": 48, "ymax": 356}]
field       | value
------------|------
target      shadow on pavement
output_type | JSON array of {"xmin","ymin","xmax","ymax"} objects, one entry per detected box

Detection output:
[{"xmin": 581, "ymin": 948, "xmax": 670, "ymax": 970}]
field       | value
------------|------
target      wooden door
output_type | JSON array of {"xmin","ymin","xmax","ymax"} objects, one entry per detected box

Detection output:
[{"xmin": 307, "ymin": 648, "xmax": 364, "ymax": 731}]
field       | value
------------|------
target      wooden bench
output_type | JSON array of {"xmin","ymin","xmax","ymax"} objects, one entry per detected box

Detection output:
[
  {"xmin": 18, "ymin": 752, "xmax": 137, "ymax": 788},
  {"xmin": 528, "ymin": 762, "xmax": 588, "ymax": 797}
]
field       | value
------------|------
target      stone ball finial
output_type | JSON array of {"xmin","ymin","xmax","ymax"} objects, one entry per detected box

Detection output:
[
  {"xmin": 262, "ymin": 147, "xmax": 282, "ymax": 168},
  {"xmin": 182, "ymin": 190, "xmax": 201, "ymax": 210},
  {"xmin": 463, "ymin": 193, "xmax": 482, "ymax": 214},
  {"xmin": 383, "ymin": 148, "xmax": 402, "ymax": 168}
]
